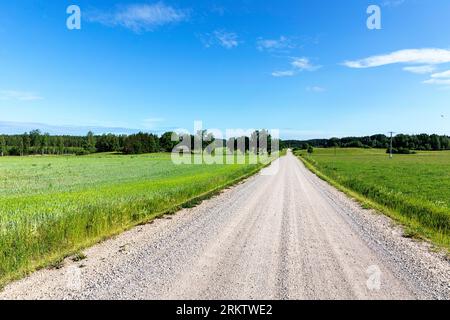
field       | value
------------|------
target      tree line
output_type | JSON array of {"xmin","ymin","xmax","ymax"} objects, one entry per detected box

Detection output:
[
  {"xmin": 281, "ymin": 133, "xmax": 450, "ymax": 153},
  {"xmin": 0, "ymin": 129, "xmax": 277, "ymax": 156}
]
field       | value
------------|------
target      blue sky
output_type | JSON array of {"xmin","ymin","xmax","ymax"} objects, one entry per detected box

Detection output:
[{"xmin": 0, "ymin": 0, "xmax": 449, "ymax": 139}]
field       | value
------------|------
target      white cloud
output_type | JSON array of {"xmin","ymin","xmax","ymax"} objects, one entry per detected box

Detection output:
[
  {"xmin": 403, "ymin": 65, "xmax": 436, "ymax": 74},
  {"xmin": 431, "ymin": 70, "xmax": 450, "ymax": 78},
  {"xmin": 423, "ymin": 79, "xmax": 450, "ymax": 85},
  {"xmin": 306, "ymin": 86, "xmax": 326, "ymax": 93},
  {"xmin": 271, "ymin": 70, "xmax": 295, "ymax": 77},
  {"xmin": 271, "ymin": 57, "xmax": 320, "ymax": 78},
  {"xmin": 343, "ymin": 49, "xmax": 450, "ymax": 69},
  {"xmin": 87, "ymin": 2, "xmax": 189, "ymax": 32},
  {"xmin": 257, "ymin": 36, "xmax": 293, "ymax": 52},
  {"xmin": 213, "ymin": 30, "xmax": 239, "ymax": 49},
  {"xmin": 200, "ymin": 30, "xmax": 239, "ymax": 49},
  {"xmin": 291, "ymin": 57, "xmax": 321, "ymax": 71},
  {"xmin": 0, "ymin": 90, "xmax": 43, "ymax": 101},
  {"xmin": 424, "ymin": 70, "xmax": 450, "ymax": 88}
]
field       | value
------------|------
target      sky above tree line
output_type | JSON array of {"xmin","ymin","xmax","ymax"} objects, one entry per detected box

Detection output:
[{"xmin": 0, "ymin": 0, "xmax": 449, "ymax": 139}]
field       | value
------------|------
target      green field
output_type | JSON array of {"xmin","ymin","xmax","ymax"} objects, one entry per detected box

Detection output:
[
  {"xmin": 296, "ymin": 148, "xmax": 450, "ymax": 249},
  {"xmin": 0, "ymin": 153, "xmax": 271, "ymax": 286}
]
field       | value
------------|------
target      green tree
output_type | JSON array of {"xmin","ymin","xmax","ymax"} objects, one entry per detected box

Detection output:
[
  {"xmin": 29, "ymin": 129, "xmax": 42, "ymax": 149},
  {"xmin": 42, "ymin": 133, "xmax": 50, "ymax": 155},
  {"xmin": 22, "ymin": 134, "xmax": 31, "ymax": 155},
  {"xmin": 58, "ymin": 136, "xmax": 65, "ymax": 155},
  {"xmin": 96, "ymin": 134, "xmax": 120, "ymax": 152},
  {"xmin": 160, "ymin": 132, "xmax": 178, "ymax": 152},
  {"xmin": 307, "ymin": 145, "xmax": 314, "ymax": 154},
  {"xmin": 0, "ymin": 136, "xmax": 6, "ymax": 156},
  {"xmin": 441, "ymin": 136, "xmax": 450, "ymax": 150},
  {"xmin": 18, "ymin": 138, "xmax": 25, "ymax": 156},
  {"xmin": 83, "ymin": 131, "xmax": 97, "ymax": 153},
  {"xmin": 430, "ymin": 134, "xmax": 441, "ymax": 150}
]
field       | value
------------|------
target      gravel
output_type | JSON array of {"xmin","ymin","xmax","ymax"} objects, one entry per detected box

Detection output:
[{"xmin": 1, "ymin": 152, "xmax": 449, "ymax": 300}]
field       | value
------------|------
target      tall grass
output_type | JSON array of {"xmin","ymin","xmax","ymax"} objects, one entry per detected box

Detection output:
[
  {"xmin": 0, "ymin": 153, "xmax": 272, "ymax": 286},
  {"xmin": 297, "ymin": 148, "xmax": 450, "ymax": 249}
]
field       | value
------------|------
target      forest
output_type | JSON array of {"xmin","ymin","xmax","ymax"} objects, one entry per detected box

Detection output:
[
  {"xmin": 0, "ymin": 129, "xmax": 276, "ymax": 156},
  {"xmin": 282, "ymin": 134, "xmax": 450, "ymax": 153}
]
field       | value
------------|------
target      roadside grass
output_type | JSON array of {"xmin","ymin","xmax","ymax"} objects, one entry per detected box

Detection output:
[
  {"xmin": 0, "ymin": 152, "xmax": 277, "ymax": 287},
  {"xmin": 296, "ymin": 148, "xmax": 450, "ymax": 251}
]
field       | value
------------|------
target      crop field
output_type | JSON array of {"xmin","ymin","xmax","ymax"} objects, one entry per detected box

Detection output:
[
  {"xmin": 0, "ymin": 153, "xmax": 271, "ymax": 285},
  {"xmin": 296, "ymin": 148, "xmax": 450, "ymax": 249}
]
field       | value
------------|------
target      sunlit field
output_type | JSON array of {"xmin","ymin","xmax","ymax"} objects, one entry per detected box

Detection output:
[
  {"xmin": 0, "ymin": 153, "xmax": 271, "ymax": 286},
  {"xmin": 296, "ymin": 148, "xmax": 450, "ymax": 249}
]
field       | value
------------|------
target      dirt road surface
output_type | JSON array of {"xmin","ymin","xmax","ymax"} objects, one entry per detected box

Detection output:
[{"xmin": 1, "ymin": 152, "xmax": 449, "ymax": 300}]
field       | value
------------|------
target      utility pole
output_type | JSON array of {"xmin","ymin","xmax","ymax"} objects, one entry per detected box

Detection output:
[{"xmin": 388, "ymin": 131, "xmax": 394, "ymax": 159}]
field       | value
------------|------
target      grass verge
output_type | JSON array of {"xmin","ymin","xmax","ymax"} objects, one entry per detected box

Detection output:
[
  {"xmin": 296, "ymin": 153, "xmax": 450, "ymax": 253},
  {"xmin": 0, "ymin": 153, "xmax": 278, "ymax": 288}
]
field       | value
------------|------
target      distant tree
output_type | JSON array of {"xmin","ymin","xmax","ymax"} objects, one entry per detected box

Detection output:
[
  {"xmin": 83, "ymin": 131, "xmax": 97, "ymax": 153},
  {"xmin": 235, "ymin": 136, "xmax": 250, "ymax": 154},
  {"xmin": 227, "ymin": 138, "xmax": 237, "ymax": 154},
  {"xmin": 58, "ymin": 136, "xmax": 65, "ymax": 155},
  {"xmin": 328, "ymin": 138, "xmax": 340, "ymax": 148},
  {"xmin": 307, "ymin": 145, "xmax": 314, "ymax": 154},
  {"xmin": 29, "ymin": 129, "xmax": 42, "ymax": 149},
  {"xmin": 0, "ymin": 136, "xmax": 6, "ymax": 156},
  {"xmin": 96, "ymin": 134, "xmax": 120, "ymax": 153},
  {"xmin": 22, "ymin": 133, "xmax": 31, "ymax": 155},
  {"xmin": 430, "ymin": 134, "xmax": 441, "ymax": 151},
  {"xmin": 148, "ymin": 134, "xmax": 159, "ymax": 153},
  {"xmin": 259, "ymin": 129, "xmax": 270, "ymax": 155},
  {"xmin": 441, "ymin": 136, "xmax": 450, "ymax": 150},
  {"xmin": 160, "ymin": 132, "xmax": 178, "ymax": 152},
  {"xmin": 123, "ymin": 132, "xmax": 160, "ymax": 155},
  {"xmin": 203, "ymin": 131, "xmax": 216, "ymax": 153},
  {"xmin": 42, "ymin": 133, "xmax": 50, "ymax": 155},
  {"xmin": 18, "ymin": 138, "xmax": 25, "ymax": 156},
  {"xmin": 249, "ymin": 130, "xmax": 259, "ymax": 154}
]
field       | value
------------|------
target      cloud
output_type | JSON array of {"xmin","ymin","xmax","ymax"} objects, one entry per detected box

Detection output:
[
  {"xmin": 271, "ymin": 70, "xmax": 295, "ymax": 77},
  {"xmin": 271, "ymin": 57, "xmax": 320, "ymax": 78},
  {"xmin": 343, "ymin": 49, "xmax": 450, "ymax": 69},
  {"xmin": 431, "ymin": 70, "xmax": 450, "ymax": 78},
  {"xmin": 423, "ymin": 79, "xmax": 450, "ymax": 85},
  {"xmin": 200, "ymin": 30, "xmax": 239, "ymax": 49},
  {"xmin": 306, "ymin": 86, "xmax": 326, "ymax": 93},
  {"xmin": 403, "ymin": 65, "xmax": 436, "ymax": 74},
  {"xmin": 0, "ymin": 120, "xmax": 140, "ymax": 135},
  {"xmin": 213, "ymin": 30, "xmax": 239, "ymax": 49},
  {"xmin": 257, "ymin": 36, "xmax": 294, "ymax": 53},
  {"xmin": 291, "ymin": 57, "xmax": 321, "ymax": 71},
  {"xmin": 87, "ymin": 2, "xmax": 189, "ymax": 32},
  {"xmin": 0, "ymin": 90, "xmax": 43, "ymax": 101}
]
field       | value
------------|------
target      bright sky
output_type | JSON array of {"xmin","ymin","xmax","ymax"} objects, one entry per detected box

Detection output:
[{"xmin": 0, "ymin": 0, "xmax": 449, "ymax": 139}]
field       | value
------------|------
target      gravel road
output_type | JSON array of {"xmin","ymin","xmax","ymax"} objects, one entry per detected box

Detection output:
[{"xmin": 1, "ymin": 152, "xmax": 449, "ymax": 300}]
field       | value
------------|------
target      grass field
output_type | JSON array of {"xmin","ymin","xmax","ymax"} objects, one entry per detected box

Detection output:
[
  {"xmin": 296, "ymin": 148, "xmax": 450, "ymax": 250},
  {"xmin": 0, "ymin": 153, "xmax": 273, "ymax": 286}
]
